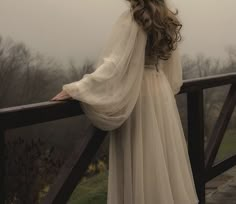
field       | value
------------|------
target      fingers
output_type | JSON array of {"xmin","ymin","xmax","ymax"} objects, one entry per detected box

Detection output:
[
  {"xmin": 50, "ymin": 91, "xmax": 73, "ymax": 101},
  {"xmin": 51, "ymin": 95, "xmax": 70, "ymax": 101},
  {"xmin": 50, "ymin": 93, "xmax": 62, "ymax": 101}
]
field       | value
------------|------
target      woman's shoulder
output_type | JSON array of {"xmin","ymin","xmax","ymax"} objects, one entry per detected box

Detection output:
[
  {"xmin": 115, "ymin": 8, "xmax": 133, "ymax": 22},
  {"xmin": 113, "ymin": 8, "xmax": 143, "ymax": 33}
]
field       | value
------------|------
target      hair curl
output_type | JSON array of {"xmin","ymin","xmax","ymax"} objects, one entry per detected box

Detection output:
[{"xmin": 126, "ymin": 0, "xmax": 182, "ymax": 60}]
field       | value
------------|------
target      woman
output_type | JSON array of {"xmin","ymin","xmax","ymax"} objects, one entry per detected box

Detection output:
[{"xmin": 51, "ymin": 0, "xmax": 199, "ymax": 203}]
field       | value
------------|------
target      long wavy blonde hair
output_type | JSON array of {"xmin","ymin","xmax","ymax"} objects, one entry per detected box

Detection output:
[{"xmin": 126, "ymin": 0, "xmax": 182, "ymax": 60}]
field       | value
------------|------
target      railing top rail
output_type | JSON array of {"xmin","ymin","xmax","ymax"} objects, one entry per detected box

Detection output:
[
  {"xmin": 179, "ymin": 72, "xmax": 236, "ymax": 93},
  {"xmin": 0, "ymin": 100, "xmax": 83, "ymax": 129},
  {"xmin": 0, "ymin": 72, "xmax": 235, "ymax": 129},
  {"xmin": 0, "ymin": 101, "xmax": 64, "ymax": 114}
]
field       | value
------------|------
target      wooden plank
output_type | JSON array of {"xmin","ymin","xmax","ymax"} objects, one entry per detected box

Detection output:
[
  {"xmin": 179, "ymin": 72, "xmax": 236, "ymax": 94},
  {"xmin": 205, "ymin": 84, "xmax": 236, "ymax": 170},
  {"xmin": 205, "ymin": 154, "xmax": 236, "ymax": 182},
  {"xmin": 0, "ymin": 73, "xmax": 235, "ymax": 127},
  {"xmin": 0, "ymin": 100, "xmax": 83, "ymax": 129},
  {"xmin": 0, "ymin": 128, "xmax": 5, "ymax": 204},
  {"xmin": 41, "ymin": 125, "xmax": 107, "ymax": 204},
  {"xmin": 187, "ymin": 90, "xmax": 205, "ymax": 204}
]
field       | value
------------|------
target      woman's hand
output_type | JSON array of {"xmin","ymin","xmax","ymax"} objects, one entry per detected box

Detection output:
[{"xmin": 50, "ymin": 90, "xmax": 73, "ymax": 101}]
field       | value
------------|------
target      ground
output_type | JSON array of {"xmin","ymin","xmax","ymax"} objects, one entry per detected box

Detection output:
[{"xmin": 68, "ymin": 129, "xmax": 236, "ymax": 204}]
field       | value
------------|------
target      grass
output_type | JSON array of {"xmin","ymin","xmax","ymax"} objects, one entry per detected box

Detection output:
[
  {"xmin": 216, "ymin": 129, "xmax": 236, "ymax": 162},
  {"xmin": 67, "ymin": 129, "xmax": 236, "ymax": 204},
  {"xmin": 67, "ymin": 171, "xmax": 108, "ymax": 204}
]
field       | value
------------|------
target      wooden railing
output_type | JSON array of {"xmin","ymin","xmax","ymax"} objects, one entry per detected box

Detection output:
[{"xmin": 0, "ymin": 72, "xmax": 236, "ymax": 204}]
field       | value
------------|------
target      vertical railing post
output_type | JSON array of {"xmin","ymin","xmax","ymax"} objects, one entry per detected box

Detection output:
[
  {"xmin": 187, "ymin": 90, "xmax": 205, "ymax": 204},
  {"xmin": 0, "ymin": 127, "xmax": 5, "ymax": 204}
]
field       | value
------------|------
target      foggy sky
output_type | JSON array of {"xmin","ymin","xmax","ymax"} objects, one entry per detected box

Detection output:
[{"xmin": 0, "ymin": 0, "xmax": 236, "ymax": 66}]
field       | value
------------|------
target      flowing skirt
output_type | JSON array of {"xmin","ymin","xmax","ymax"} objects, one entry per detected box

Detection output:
[{"xmin": 107, "ymin": 66, "xmax": 199, "ymax": 204}]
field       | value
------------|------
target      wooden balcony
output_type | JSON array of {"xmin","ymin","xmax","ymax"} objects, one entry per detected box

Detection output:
[{"xmin": 0, "ymin": 72, "xmax": 236, "ymax": 204}]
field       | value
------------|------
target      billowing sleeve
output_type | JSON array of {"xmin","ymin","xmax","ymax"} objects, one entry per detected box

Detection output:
[
  {"xmin": 159, "ymin": 45, "xmax": 183, "ymax": 95},
  {"xmin": 62, "ymin": 9, "xmax": 147, "ymax": 131}
]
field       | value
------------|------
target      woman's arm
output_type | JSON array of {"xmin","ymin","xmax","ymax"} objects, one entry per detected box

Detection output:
[
  {"xmin": 50, "ymin": 9, "xmax": 147, "ymax": 131},
  {"xmin": 159, "ymin": 46, "xmax": 183, "ymax": 95}
]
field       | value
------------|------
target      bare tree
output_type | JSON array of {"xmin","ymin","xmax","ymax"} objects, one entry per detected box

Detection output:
[
  {"xmin": 181, "ymin": 49, "xmax": 236, "ymax": 142},
  {"xmin": 0, "ymin": 36, "xmax": 68, "ymax": 107}
]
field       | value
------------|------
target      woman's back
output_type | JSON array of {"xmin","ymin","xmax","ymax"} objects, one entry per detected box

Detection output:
[{"xmin": 55, "ymin": 1, "xmax": 199, "ymax": 203}]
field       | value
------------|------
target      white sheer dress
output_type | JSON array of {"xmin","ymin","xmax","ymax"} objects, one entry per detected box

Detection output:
[{"xmin": 62, "ymin": 8, "xmax": 199, "ymax": 204}]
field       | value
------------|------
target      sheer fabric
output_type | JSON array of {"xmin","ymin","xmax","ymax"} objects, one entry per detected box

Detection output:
[
  {"xmin": 159, "ymin": 47, "xmax": 183, "ymax": 95},
  {"xmin": 63, "ymin": 10, "xmax": 147, "ymax": 131},
  {"xmin": 62, "ymin": 8, "xmax": 199, "ymax": 204}
]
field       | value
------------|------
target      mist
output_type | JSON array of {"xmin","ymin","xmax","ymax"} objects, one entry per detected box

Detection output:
[{"xmin": 0, "ymin": 0, "xmax": 236, "ymax": 66}]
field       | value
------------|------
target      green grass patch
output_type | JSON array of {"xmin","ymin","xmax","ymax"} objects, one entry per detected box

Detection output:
[
  {"xmin": 68, "ymin": 171, "xmax": 108, "ymax": 204},
  {"xmin": 216, "ymin": 129, "xmax": 236, "ymax": 162}
]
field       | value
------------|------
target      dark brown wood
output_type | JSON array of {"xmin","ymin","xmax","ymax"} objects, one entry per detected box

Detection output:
[
  {"xmin": 178, "ymin": 72, "xmax": 236, "ymax": 94},
  {"xmin": 205, "ymin": 154, "xmax": 236, "ymax": 182},
  {"xmin": 41, "ymin": 125, "xmax": 107, "ymax": 204},
  {"xmin": 187, "ymin": 90, "xmax": 205, "ymax": 204},
  {"xmin": 0, "ymin": 128, "xmax": 5, "ymax": 204},
  {"xmin": 205, "ymin": 84, "xmax": 236, "ymax": 170},
  {"xmin": 0, "ymin": 100, "xmax": 83, "ymax": 129}
]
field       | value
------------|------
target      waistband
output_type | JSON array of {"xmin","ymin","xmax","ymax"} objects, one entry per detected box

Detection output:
[{"xmin": 144, "ymin": 64, "xmax": 159, "ymax": 72}]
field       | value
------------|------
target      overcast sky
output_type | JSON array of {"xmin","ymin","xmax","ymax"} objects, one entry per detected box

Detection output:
[{"xmin": 0, "ymin": 0, "xmax": 236, "ymax": 66}]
